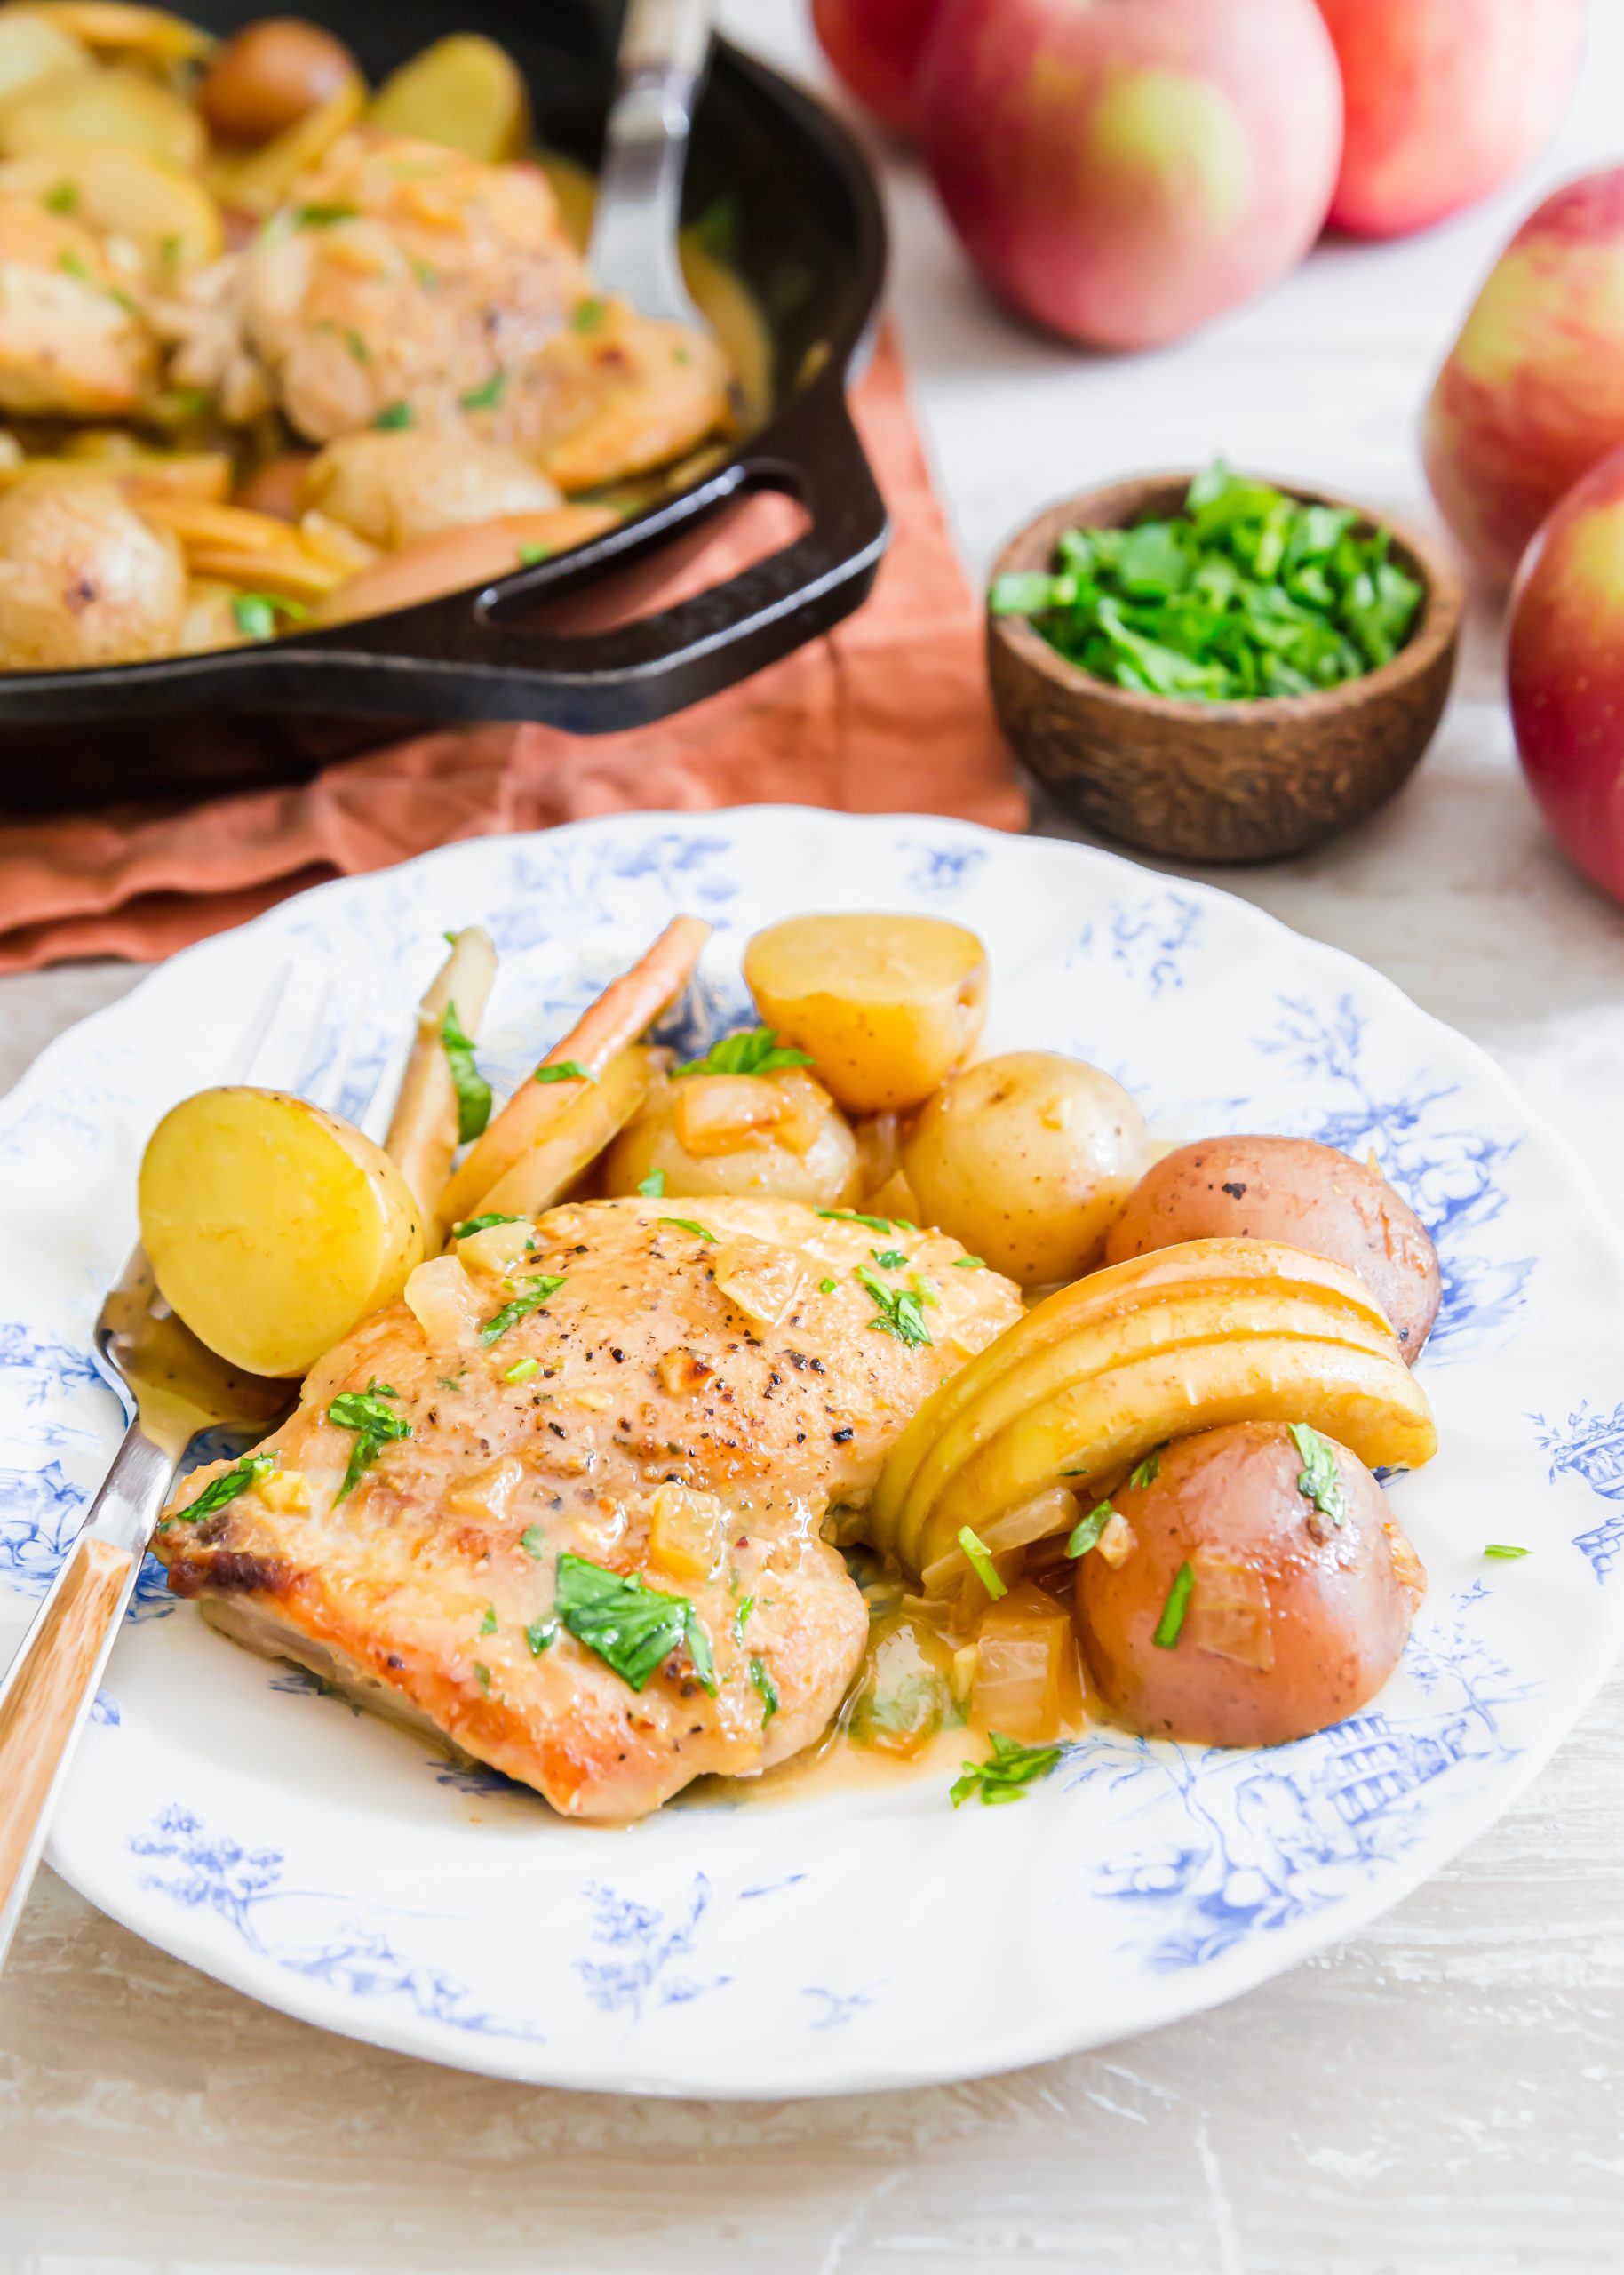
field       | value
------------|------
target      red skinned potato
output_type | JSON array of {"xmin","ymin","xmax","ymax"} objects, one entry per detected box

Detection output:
[
  {"xmin": 913, "ymin": 0, "xmax": 1342, "ymax": 351},
  {"xmin": 1077, "ymin": 1421, "xmax": 1424, "ymax": 1747},
  {"xmin": 1508, "ymin": 445, "xmax": 1624, "ymax": 907},
  {"xmin": 1423, "ymin": 171, "xmax": 1624, "ymax": 587},
  {"xmin": 1317, "ymin": 0, "xmax": 1582, "ymax": 242},
  {"xmin": 1103, "ymin": 1135, "xmax": 1440, "ymax": 1361},
  {"xmin": 812, "ymin": 0, "xmax": 942, "ymax": 138}
]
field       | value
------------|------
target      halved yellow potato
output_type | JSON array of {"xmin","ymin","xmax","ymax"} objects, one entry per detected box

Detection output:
[
  {"xmin": 0, "ymin": 10, "xmax": 92, "ymax": 108},
  {"xmin": 139, "ymin": 1086, "xmax": 426, "ymax": 1378},
  {"xmin": 367, "ymin": 34, "xmax": 529, "ymax": 162},
  {"xmin": 0, "ymin": 63, "xmax": 203, "ymax": 164},
  {"xmin": 17, "ymin": 4, "xmax": 212, "ymax": 64},
  {"xmin": 743, "ymin": 913, "xmax": 989, "ymax": 1115},
  {"xmin": 0, "ymin": 141, "xmax": 221, "ymax": 275},
  {"xmin": 468, "ymin": 1046, "xmax": 656, "ymax": 1223}
]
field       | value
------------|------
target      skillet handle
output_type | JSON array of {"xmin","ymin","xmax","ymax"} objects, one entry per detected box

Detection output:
[{"xmin": 418, "ymin": 378, "xmax": 889, "ymax": 735}]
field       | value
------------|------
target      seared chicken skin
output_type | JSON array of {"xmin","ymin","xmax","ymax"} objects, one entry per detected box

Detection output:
[
  {"xmin": 155, "ymin": 1198, "xmax": 1022, "ymax": 1820},
  {"xmin": 163, "ymin": 131, "xmax": 731, "ymax": 482}
]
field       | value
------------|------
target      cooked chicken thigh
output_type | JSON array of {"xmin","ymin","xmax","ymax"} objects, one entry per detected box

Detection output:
[{"xmin": 155, "ymin": 1197, "xmax": 1023, "ymax": 1819}]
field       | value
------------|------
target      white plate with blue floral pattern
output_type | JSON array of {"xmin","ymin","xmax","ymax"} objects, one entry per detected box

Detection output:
[{"xmin": 3, "ymin": 808, "xmax": 1621, "ymax": 2098}]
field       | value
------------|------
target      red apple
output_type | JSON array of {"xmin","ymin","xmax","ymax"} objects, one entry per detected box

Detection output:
[
  {"xmin": 1509, "ymin": 446, "xmax": 1624, "ymax": 905},
  {"xmin": 1423, "ymin": 171, "xmax": 1624, "ymax": 586},
  {"xmin": 912, "ymin": 0, "xmax": 1342, "ymax": 352},
  {"xmin": 811, "ymin": 0, "xmax": 942, "ymax": 138},
  {"xmin": 1318, "ymin": 0, "xmax": 1584, "ymax": 241}
]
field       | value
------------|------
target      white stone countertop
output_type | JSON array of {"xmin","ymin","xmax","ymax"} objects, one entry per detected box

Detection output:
[{"xmin": 3, "ymin": 4, "xmax": 1623, "ymax": 2268}]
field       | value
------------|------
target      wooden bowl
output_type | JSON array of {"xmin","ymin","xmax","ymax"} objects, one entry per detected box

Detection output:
[{"xmin": 986, "ymin": 474, "xmax": 1465, "ymax": 864}]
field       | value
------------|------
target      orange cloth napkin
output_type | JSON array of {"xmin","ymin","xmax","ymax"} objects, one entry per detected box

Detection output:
[{"xmin": 0, "ymin": 331, "xmax": 1024, "ymax": 974}]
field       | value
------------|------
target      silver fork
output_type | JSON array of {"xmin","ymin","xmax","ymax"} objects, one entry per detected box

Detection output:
[
  {"xmin": 588, "ymin": 0, "xmax": 715, "ymax": 333},
  {"xmin": 0, "ymin": 968, "xmax": 386, "ymax": 1967}
]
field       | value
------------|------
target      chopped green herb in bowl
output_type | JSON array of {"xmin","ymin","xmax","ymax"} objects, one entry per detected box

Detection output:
[
  {"xmin": 990, "ymin": 463, "xmax": 1424, "ymax": 704},
  {"xmin": 986, "ymin": 466, "xmax": 1462, "ymax": 863}
]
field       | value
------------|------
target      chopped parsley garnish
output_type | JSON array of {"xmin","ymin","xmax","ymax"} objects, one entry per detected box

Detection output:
[
  {"xmin": 818, "ymin": 1277, "xmax": 838, "ymax": 1295},
  {"xmin": 1485, "ymin": 1544, "xmax": 1531, "ymax": 1560},
  {"xmin": 673, "ymin": 1026, "xmax": 813, "ymax": 1078},
  {"xmin": 479, "ymin": 1605, "xmax": 498, "ymax": 1635},
  {"xmin": 1290, "ymin": 1423, "xmax": 1347, "ymax": 1529},
  {"xmin": 175, "ymin": 1452, "xmax": 275, "ymax": 1521},
  {"xmin": 441, "ymin": 998, "xmax": 491, "ymax": 1144},
  {"xmin": 953, "ymin": 1256, "xmax": 986, "ymax": 1270},
  {"xmin": 957, "ymin": 1523, "xmax": 1007, "ymax": 1600},
  {"xmin": 451, "ymin": 1213, "xmax": 523, "ymax": 1240},
  {"xmin": 56, "ymin": 247, "xmax": 92, "ymax": 283},
  {"xmin": 44, "ymin": 180, "xmax": 76, "ymax": 213},
  {"xmin": 856, "ymin": 1265, "xmax": 932, "ymax": 1349},
  {"xmin": 521, "ymin": 1524, "xmax": 546, "ymax": 1560},
  {"xmin": 329, "ymin": 1382, "xmax": 410, "ymax": 1502},
  {"xmin": 734, "ymin": 1593, "xmax": 755, "ymax": 1640},
  {"xmin": 553, "ymin": 1553, "xmax": 714, "ymax": 1694},
  {"xmin": 636, "ymin": 1169, "xmax": 665, "ymax": 1198},
  {"xmin": 231, "ymin": 591, "xmax": 309, "ymax": 643},
  {"xmin": 524, "ymin": 1617, "xmax": 555, "ymax": 1656},
  {"xmin": 504, "ymin": 1356, "xmax": 539, "ymax": 1384},
  {"xmin": 516, "ymin": 541, "xmax": 553, "ymax": 566},
  {"xmin": 1129, "ymin": 1449, "xmax": 1163, "ymax": 1489},
  {"xmin": 871, "ymin": 1248, "xmax": 909, "ymax": 1271},
  {"xmin": 951, "ymin": 1731, "xmax": 1065, "ymax": 1808},
  {"xmin": 473, "ymin": 1662, "xmax": 490, "ymax": 1690},
  {"xmin": 818, "ymin": 1208, "xmax": 896, "ymax": 1235},
  {"xmin": 989, "ymin": 461, "xmax": 1425, "ymax": 703},
  {"xmin": 410, "ymin": 256, "xmax": 438, "ymax": 288},
  {"xmin": 159, "ymin": 233, "xmax": 183, "ymax": 273},
  {"xmin": 294, "ymin": 202, "xmax": 357, "ymax": 228},
  {"xmin": 373, "ymin": 399, "xmax": 413, "ymax": 430},
  {"xmin": 343, "ymin": 326, "xmax": 370, "ymax": 365},
  {"xmin": 460, "ymin": 369, "xmax": 506, "ymax": 410},
  {"xmin": 1066, "ymin": 1501, "xmax": 1113, "ymax": 1559},
  {"xmin": 1153, "ymin": 1561, "xmax": 1196, "ymax": 1649},
  {"xmin": 535, "ymin": 1059, "xmax": 592, "ymax": 1083},
  {"xmin": 571, "ymin": 296, "xmax": 606, "ymax": 332},
  {"xmin": 658, "ymin": 1217, "xmax": 717, "ymax": 1243},
  {"xmin": 751, "ymin": 1657, "xmax": 779, "ymax": 1725},
  {"xmin": 478, "ymin": 1274, "xmax": 567, "ymax": 1345}
]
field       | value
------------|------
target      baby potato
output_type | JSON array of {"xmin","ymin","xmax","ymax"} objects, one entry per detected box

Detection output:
[
  {"xmin": 602, "ymin": 1067, "xmax": 863, "ymax": 1210},
  {"xmin": 368, "ymin": 34, "xmax": 529, "ymax": 163},
  {"xmin": 300, "ymin": 430, "xmax": 562, "ymax": 552},
  {"xmin": 0, "ymin": 479, "xmax": 186, "ymax": 668},
  {"xmin": 0, "ymin": 65, "xmax": 203, "ymax": 166},
  {"xmin": 197, "ymin": 17, "xmax": 358, "ymax": 146},
  {"xmin": 139, "ymin": 1085, "xmax": 426, "ymax": 1378},
  {"xmin": 1076, "ymin": 1420, "xmax": 1422, "ymax": 1747},
  {"xmin": 743, "ymin": 912, "xmax": 988, "ymax": 1114},
  {"xmin": 903, "ymin": 1050, "xmax": 1150, "ymax": 1286},
  {"xmin": 1104, "ymin": 1134, "xmax": 1441, "ymax": 1361}
]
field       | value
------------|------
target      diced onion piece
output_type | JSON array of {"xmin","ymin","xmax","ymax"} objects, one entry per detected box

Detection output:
[
  {"xmin": 1385, "ymin": 1520, "xmax": 1427, "ymax": 1610},
  {"xmin": 1185, "ymin": 1549, "xmax": 1275, "ymax": 1671},
  {"xmin": 854, "ymin": 1111, "xmax": 902, "ymax": 1200},
  {"xmin": 919, "ymin": 1484, "xmax": 1076, "ymax": 1596},
  {"xmin": 969, "ymin": 1584, "xmax": 1071, "ymax": 1743},
  {"xmin": 456, "ymin": 1220, "xmax": 534, "ymax": 1275},
  {"xmin": 670, "ymin": 1074, "xmax": 783, "ymax": 1156},
  {"xmin": 848, "ymin": 1622, "xmax": 951, "ymax": 1760},
  {"xmin": 1096, "ymin": 1511, "xmax": 1136, "ymax": 1568},
  {"xmin": 648, "ymin": 1482, "xmax": 727, "ymax": 1583},
  {"xmin": 403, "ymin": 1252, "xmax": 482, "ymax": 1344},
  {"xmin": 712, "ymin": 1236, "xmax": 808, "ymax": 1330},
  {"xmin": 766, "ymin": 1069, "xmax": 838, "ymax": 1157}
]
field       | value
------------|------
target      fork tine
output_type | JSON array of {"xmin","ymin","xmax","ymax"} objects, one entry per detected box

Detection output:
[{"xmin": 219, "ymin": 963, "xmax": 296, "ymax": 1084}]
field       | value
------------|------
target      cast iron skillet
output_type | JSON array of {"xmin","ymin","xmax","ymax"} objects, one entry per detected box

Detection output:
[{"xmin": 0, "ymin": 0, "xmax": 888, "ymax": 810}]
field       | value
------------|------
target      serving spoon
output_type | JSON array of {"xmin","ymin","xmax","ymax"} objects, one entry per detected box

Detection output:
[{"xmin": 588, "ymin": 0, "xmax": 714, "ymax": 333}]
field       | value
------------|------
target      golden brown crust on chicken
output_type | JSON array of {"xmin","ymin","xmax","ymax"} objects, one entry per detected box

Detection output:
[{"xmin": 155, "ymin": 1197, "xmax": 1022, "ymax": 1819}]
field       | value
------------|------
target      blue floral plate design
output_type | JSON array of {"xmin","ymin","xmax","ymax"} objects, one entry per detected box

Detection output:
[{"xmin": 2, "ymin": 808, "xmax": 1620, "ymax": 2097}]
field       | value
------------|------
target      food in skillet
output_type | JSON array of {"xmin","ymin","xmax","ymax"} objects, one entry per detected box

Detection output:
[
  {"xmin": 0, "ymin": 9, "xmax": 737, "ymax": 670},
  {"xmin": 139, "ymin": 909, "xmax": 1442, "ymax": 1820}
]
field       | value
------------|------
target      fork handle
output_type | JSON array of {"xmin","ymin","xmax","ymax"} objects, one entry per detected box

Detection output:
[{"xmin": 0, "ymin": 1421, "xmax": 171, "ymax": 1968}]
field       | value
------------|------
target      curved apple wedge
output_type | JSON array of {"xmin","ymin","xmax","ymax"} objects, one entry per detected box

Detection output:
[{"xmin": 911, "ymin": 1335, "xmax": 1437, "ymax": 1583}]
